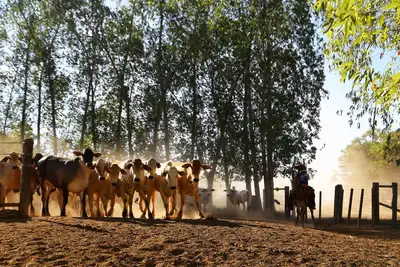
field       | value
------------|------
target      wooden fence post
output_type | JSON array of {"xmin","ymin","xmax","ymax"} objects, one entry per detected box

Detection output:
[
  {"xmin": 19, "ymin": 138, "xmax": 33, "ymax": 217},
  {"xmin": 318, "ymin": 191, "xmax": 322, "ymax": 221},
  {"xmin": 334, "ymin": 184, "xmax": 344, "ymax": 223},
  {"xmin": 372, "ymin": 182, "xmax": 379, "ymax": 227},
  {"xmin": 347, "ymin": 188, "xmax": 354, "ymax": 225},
  {"xmin": 357, "ymin": 188, "xmax": 364, "ymax": 228},
  {"xmin": 284, "ymin": 186, "xmax": 290, "ymax": 218},
  {"xmin": 392, "ymin": 182, "xmax": 398, "ymax": 228}
]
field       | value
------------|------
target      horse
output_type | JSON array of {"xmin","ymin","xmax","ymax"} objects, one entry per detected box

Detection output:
[{"xmin": 294, "ymin": 184, "xmax": 316, "ymax": 228}]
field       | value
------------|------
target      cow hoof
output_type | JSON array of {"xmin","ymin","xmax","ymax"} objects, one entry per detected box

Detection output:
[
  {"xmin": 129, "ymin": 212, "xmax": 134, "ymax": 218},
  {"xmin": 122, "ymin": 210, "xmax": 128, "ymax": 218},
  {"xmin": 107, "ymin": 210, "xmax": 113, "ymax": 217},
  {"xmin": 82, "ymin": 212, "xmax": 88, "ymax": 218}
]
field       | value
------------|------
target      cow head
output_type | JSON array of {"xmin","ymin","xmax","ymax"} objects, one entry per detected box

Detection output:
[
  {"xmin": 147, "ymin": 158, "xmax": 161, "ymax": 180},
  {"xmin": 105, "ymin": 162, "xmax": 126, "ymax": 186},
  {"xmin": 181, "ymin": 160, "xmax": 211, "ymax": 182},
  {"xmin": 200, "ymin": 188, "xmax": 215, "ymax": 197},
  {"xmin": 95, "ymin": 158, "xmax": 108, "ymax": 180},
  {"xmin": 1, "ymin": 152, "xmax": 23, "ymax": 169},
  {"xmin": 132, "ymin": 159, "xmax": 151, "ymax": 183},
  {"xmin": 223, "ymin": 187, "xmax": 237, "ymax": 198},
  {"xmin": 162, "ymin": 165, "xmax": 185, "ymax": 190},
  {"xmin": 72, "ymin": 148, "xmax": 102, "ymax": 170}
]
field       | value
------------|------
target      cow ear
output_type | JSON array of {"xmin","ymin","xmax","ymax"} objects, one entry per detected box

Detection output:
[
  {"xmin": 181, "ymin": 163, "xmax": 191, "ymax": 169},
  {"xmin": 201, "ymin": 164, "xmax": 211, "ymax": 170},
  {"xmin": 120, "ymin": 169, "xmax": 127, "ymax": 175},
  {"xmin": 125, "ymin": 163, "xmax": 133, "ymax": 169},
  {"xmin": 93, "ymin": 152, "xmax": 102, "ymax": 158},
  {"xmin": 0, "ymin": 156, "xmax": 10, "ymax": 162},
  {"xmin": 161, "ymin": 171, "xmax": 168, "ymax": 177},
  {"xmin": 178, "ymin": 171, "xmax": 186, "ymax": 176},
  {"xmin": 143, "ymin": 165, "xmax": 151, "ymax": 171},
  {"xmin": 73, "ymin": 151, "xmax": 83, "ymax": 156},
  {"xmin": 156, "ymin": 162, "xmax": 161, "ymax": 168}
]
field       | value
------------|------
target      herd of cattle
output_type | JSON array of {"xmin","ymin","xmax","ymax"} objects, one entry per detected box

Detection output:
[{"xmin": 0, "ymin": 148, "xmax": 252, "ymax": 219}]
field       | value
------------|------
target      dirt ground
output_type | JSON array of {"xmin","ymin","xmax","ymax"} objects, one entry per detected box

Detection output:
[{"xmin": 0, "ymin": 211, "xmax": 399, "ymax": 267}]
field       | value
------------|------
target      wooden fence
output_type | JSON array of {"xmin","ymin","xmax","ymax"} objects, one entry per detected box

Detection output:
[{"xmin": 332, "ymin": 182, "xmax": 399, "ymax": 228}]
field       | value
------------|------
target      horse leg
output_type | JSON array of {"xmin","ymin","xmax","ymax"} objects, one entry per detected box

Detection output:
[
  {"xmin": 301, "ymin": 207, "xmax": 305, "ymax": 227},
  {"xmin": 310, "ymin": 207, "xmax": 317, "ymax": 229},
  {"xmin": 295, "ymin": 206, "xmax": 300, "ymax": 226}
]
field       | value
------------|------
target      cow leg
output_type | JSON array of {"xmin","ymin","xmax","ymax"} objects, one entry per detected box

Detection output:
[
  {"xmin": 121, "ymin": 192, "xmax": 128, "ymax": 218},
  {"xmin": 139, "ymin": 198, "xmax": 145, "ymax": 214},
  {"xmin": 138, "ymin": 188, "xmax": 152, "ymax": 219},
  {"xmin": 107, "ymin": 192, "xmax": 116, "ymax": 217},
  {"xmin": 29, "ymin": 193, "xmax": 35, "ymax": 216},
  {"xmin": 87, "ymin": 191, "xmax": 95, "ymax": 217},
  {"xmin": 193, "ymin": 192, "xmax": 204, "ymax": 219},
  {"xmin": 169, "ymin": 191, "xmax": 177, "ymax": 216},
  {"xmin": 95, "ymin": 193, "xmax": 102, "ymax": 217},
  {"xmin": 81, "ymin": 189, "xmax": 88, "ymax": 218},
  {"xmin": 295, "ymin": 206, "xmax": 300, "ymax": 226},
  {"xmin": 41, "ymin": 183, "xmax": 49, "ymax": 216},
  {"xmin": 151, "ymin": 190, "xmax": 156, "ymax": 217},
  {"xmin": 160, "ymin": 191, "xmax": 170, "ymax": 220},
  {"xmin": 60, "ymin": 186, "xmax": 69, "ymax": 217},
  {"xmin": 128, "ymin": 193, "xmax": 134, "ymax": 219},
  {"xmin": 175, "ymin": 192, "xmax": 185, "ymax": 220},
  {"xmin": 99, "ymin": 193, "xmax": 107, "ymax": 217}
]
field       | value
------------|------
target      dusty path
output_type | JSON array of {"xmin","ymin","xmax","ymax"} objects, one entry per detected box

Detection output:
[{"xmin": 0, "ymin": 216, "xmax": 399, "ymax": 267}]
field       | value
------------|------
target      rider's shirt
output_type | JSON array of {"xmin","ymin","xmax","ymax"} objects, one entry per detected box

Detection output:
[{"xmin": 297, "ymin": 170, "xmax": 309, "ymax": 185}]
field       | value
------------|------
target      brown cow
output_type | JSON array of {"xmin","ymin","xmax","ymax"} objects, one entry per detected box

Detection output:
[
  {"xmin": 0, "ymin": 152, "xmax": 43, "ymax": 215},
  {"xmin": 87, "ymin": 159, "xmax": 127, "ymax": 217},
  {"xmin": 118, "ymin": 159, "xmax": 153, "ymax": 219},
  {"xmin": 165, "ymin": 160, "xmax": 211, "ymax": 219},
  {"xmin": 137, "ymin": 159, "xmax": 173, "ymax": 219},
  {"xmin": 37, "ymin": 148, "xmax": 102, "ymax": 217}
]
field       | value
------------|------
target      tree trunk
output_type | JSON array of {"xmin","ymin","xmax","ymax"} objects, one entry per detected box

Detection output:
[
  {"xmin": 80, "ymin": 84, "xmax": 91, "ymax": 149},
  {"xmin": 249, "ymin": 105, "xmax": 261, "ymax": 209},
  {"xmin": 3, "ymin": 80, "xmax": 16, "ymax": 135},
  {"xmin": 163, "ymin": 96, "xmax": 170, "ymax": 161},
  {"xmin": 190, "ymin": 57, "xmax": 197, "ymax": 160},
  {"xmin": 242, "ymin": 46, "xmax": 252, "ymax": 196},
  {"xmin": 90, "ymin": 79, "xmax": 97, "ymax": 151},
  {"xmin": 47, "ymin": 54, "xmax": 58, "ymax": 155},
  {"xmin": 125, "ymin": 85, "xmax": 133, "ymax": 157},
  {"xmin": 36, "ymin": 66, "xmax": 44, "ymax": 151},
  {"xmin": 21, "ymin": 41, "xmax": 31, "ymax": 142}
]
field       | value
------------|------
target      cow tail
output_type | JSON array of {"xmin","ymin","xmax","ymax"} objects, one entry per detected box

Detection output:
[{"xmin": 247, "ymin": 190, "xmax": 251, "ymax": 211}]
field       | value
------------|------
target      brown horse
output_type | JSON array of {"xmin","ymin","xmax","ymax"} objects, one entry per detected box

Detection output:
[{"xmin": 294, "ymin": 184, "xmax": 316, "ymax": 228}]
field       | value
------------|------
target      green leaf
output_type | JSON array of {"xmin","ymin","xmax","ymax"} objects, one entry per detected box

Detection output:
[{"xmin": 383, "ymin": 1, "xmax": 400, "ymax": 10}]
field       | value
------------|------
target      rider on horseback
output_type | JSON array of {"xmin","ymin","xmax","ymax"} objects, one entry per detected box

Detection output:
[{"xmin": 288, "ymin": 163, "xmax": 316, "ymax": 210}]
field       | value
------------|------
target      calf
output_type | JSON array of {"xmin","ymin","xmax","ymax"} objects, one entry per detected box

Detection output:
[
  {"xmin": 137, "ymin": 159, "xmax": 173, "ymax": 219},
  {"xmin": 117, "ymin": 159, "xmax": 153, "ymax": 219},
  {"xmin": 0, "ymin": 152, "xmax": 43, "ymax": 215},
  {"xmin": 224, "ymin": 187, "xmax": 252, "ymax": 211},
  {"xmin": 91, "ymin": 160, "xmax": 127, "ymax": 217},
  {"xmin": 37, "ymin": 148, "xmax": 102, "ymax": 217},
  {"xmin": 184, "ymin": 188, "xmax": 215, "ymax": 213},
  {"xmin": 166, "ymin": 160, "xmax": 211, "ymax": 219}
]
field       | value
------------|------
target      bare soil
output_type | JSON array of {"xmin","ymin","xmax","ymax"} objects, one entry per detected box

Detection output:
[{"xmin": 0, "ymin": 212, "xmax": 399, "ymax": 267}]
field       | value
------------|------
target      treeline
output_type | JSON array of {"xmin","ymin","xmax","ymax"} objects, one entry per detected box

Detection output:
[
  {"xmin": 338, "ymin": 129, "xmax": 400, "ymax": 185},
  {"xmin": 0, "ymin": 0, "xmax": 326, "ymax": 211}
]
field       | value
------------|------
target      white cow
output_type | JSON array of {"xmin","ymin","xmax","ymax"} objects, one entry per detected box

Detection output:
[
  {"xmin": 184, "ymin": 187, "xmax": 215, "ymax": 214},
  {"xmin": 224, "ymin": 187, "xmax": 252, "ymax": 211}
]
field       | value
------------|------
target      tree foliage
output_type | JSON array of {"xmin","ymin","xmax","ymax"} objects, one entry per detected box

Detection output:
[
  {"xmin": 0, "ymin": 0, "xmax": 327, "ymax": 209},
  {"xmin": 314, "ymin": 0, "xmax": 400, "ymax": 128},
  {"xmin": 338, "ymin": 129, "xmax": 400, "ymax": 185}
]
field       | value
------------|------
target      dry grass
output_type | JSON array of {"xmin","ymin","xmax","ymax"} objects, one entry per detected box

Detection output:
[{"xmin": 0, "ymin": 214, "xmax": 399, "ymax": 267}]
